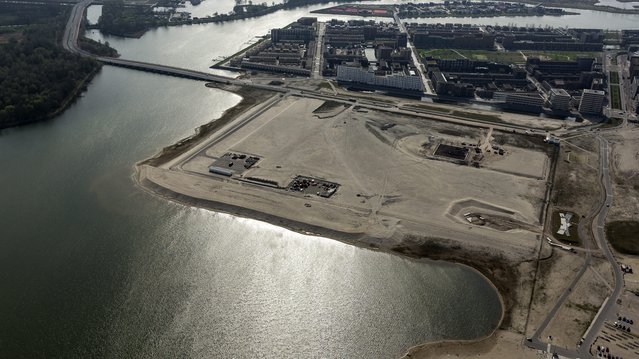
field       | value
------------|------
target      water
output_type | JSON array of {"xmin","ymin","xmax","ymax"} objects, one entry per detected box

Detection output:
[
  {"xmin": 83, "ymin": 0, "xmax": 639, "ymax": 73},
  {"xmin": 19, "ymin": 0, "xmax": 636, "ymax": 356},
  {"xmin": 595, "ymin": 0, "xmax": 639, "ymax": 10},
  {"xmin": 183, "ymin": 0, "xmax": 287, "ymax": 19},
  {"xmin": 0, "ymin": 67, "xmax": 501, "ymax": 357}
]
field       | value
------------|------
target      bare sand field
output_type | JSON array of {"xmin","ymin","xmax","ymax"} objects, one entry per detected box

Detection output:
[
  {"xmin": 145, "ymin": 95, "xmax": 549, "ymax": 257},
  {"xmin": 136, "ymin": 93, "xmax": 560, "ymax": 357},
  {"xmin": 606, "ymin": 128, "xmax": 639, "ymax": 223},
  {"xmin": 402, "ymin": 330, "xmax": 540, "ymax": 359}
]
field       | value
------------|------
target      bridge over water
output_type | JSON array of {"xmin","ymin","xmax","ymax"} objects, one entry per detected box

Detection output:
[{"xmin": 62, "ymin": 0, "xmax": 287, "ymax": 93}]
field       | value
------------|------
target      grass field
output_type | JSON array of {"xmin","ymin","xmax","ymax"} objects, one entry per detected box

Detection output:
[
  {"xmin": 610, "ymin": 85, "xmax": 622, "ymax": 110},
  {"xmin": 610, "ymin": 71, "xmax": 619, "ymax": 85},
  {"xmin": 451, "ymin": 110, "xmax": 503, "ymax": 123},
  {"xmin": 606, "ymin": 221, "xmax": 639, "ymax": 255},
  {"xmin": 523, "ymin": 51, "xmax": 601, "ymax": 62},
  {"xmin": 419, "ymin": 49, "xmax": 601, "ymax": 64},
  {"xmin": 419, "ymin": 49, "xmax": 525, "ymax": 63}
]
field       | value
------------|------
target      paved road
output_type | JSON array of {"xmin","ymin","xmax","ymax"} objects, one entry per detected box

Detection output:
[
  {"xmin": 311, "ymin": 22, "xmax": 325, "ymax": 79},
  {"xmin": 577, "ymin": 136, "xmax": 624, "ymax": 358},
  {"xmin": 523, "ymin": 134, "xmax": 623, "ymax": 359},
  {"xmin": 392, "ymin": 10, "xmax": 434, "ymax": 95}
]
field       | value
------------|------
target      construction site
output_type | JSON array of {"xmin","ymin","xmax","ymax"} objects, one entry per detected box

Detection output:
[{"xmin": 139, "ymin": 92, "xmax": 553, "ymax": 263}]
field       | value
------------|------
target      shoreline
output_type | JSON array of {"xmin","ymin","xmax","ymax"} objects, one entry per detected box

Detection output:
[
  {"xmin": 130, "ymin": 85, "xmax": 535, "ymax": 357},
  {"xmin": 311, "ymin": 9, "xmax": 579, "ymax": 18},
  {"xmin": 501, "ymin": 0, "xmax": 639, "ymax": 14},
  {"xmin": 134, "ymin": 165, "xmax": 508, "ymax": 359}
]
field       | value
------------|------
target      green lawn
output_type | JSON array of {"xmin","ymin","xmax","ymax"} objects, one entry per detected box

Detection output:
[
  {"xmin": 604, "ymin": 30, "xmax": 619, "ymax": 40},
  {"xmin": 419, "ymin": 49, "xmax": 525, "ymax": 64},
  {"xmin": 610, "ymin": 71, "xmax": 619, "ymax": 85},
  {"xmin": 418, "ymin": 49, "xmax": 601, "ymax": 65},
  {"xmin": 607, "ymin": 221, "xmax": 639, "ymax": 255},
  {"xmin": 523, "ymin": 51, "xmax": 601, "ymax": 62},
  {"xmin": 610, "ymin": 85, "xmax": 622, "ymax": 110},
  {"xmin": 419, "ymin": 49, "xmax": 465, "ymax": 60}
]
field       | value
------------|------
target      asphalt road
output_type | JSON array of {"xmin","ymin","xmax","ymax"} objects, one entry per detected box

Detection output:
[{"xmin": 577, "ymin": 136, "xmax": 624, "ymax": 358}]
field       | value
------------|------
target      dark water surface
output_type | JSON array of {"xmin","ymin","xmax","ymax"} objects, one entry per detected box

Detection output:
[
  {"xmin": 0, "ymin": 65, "xmax": 501, "ymax": 358},
  {"xmin": 19, "ymin": 0, "xmax": 638, "ymax": 355}
]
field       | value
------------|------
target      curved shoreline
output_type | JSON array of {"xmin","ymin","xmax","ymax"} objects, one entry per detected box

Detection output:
[
  {"xmin": 131, "ymin": 85, "xmax": 520, "ymax": 357},
  {"xmin": 134, "ymin": 165, "xmax": 507, "ymax": 359}
]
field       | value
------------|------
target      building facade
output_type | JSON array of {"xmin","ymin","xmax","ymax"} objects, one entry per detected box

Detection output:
[
  {"xmin": 549, "ymin": 88, "xmax": 572, "ymax": 111},
  {"xmin": 579, "ymin": 89, "xmax": 605, "ymax": 115},
  {"xmin": 336, "ymin": 66, "xmax": 424, "ymax": 92},
  {"xmin": 630, "ymin": 52, "xmax": 639, "ymax": 79}
]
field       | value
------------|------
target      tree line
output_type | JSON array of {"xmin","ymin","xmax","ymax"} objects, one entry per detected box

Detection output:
[{"xmin": 0, "ymin": 21, "xmax": 101, "ymax": 128}]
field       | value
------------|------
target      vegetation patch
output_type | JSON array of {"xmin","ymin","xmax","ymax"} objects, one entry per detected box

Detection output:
[
  {"xmin": 524, "ymin": 51, "xmax": 601, "ymax": 62},
  {"xmin": 419, "ymin": 49, "xmax": 601, "ymax": 65},
  {"xmin": 99, "ymin": 0, "xmax": 164, "ymax": 38},
  {"xmin": 420, "ymin": 49, "xmax": 525, "ymax": 64},
  {"xmin": 403, "ymin": 103, "xmax": 450, "ymax": 113},
  {"xmin": 312, "ymin": 100, "xmax": 345, "ymax": 113},
  {"xmin": 610, "ymin": 71, "xmax": 619, "ymax": 85},
  {"xmin": 610, "ymin": 85, "xmax": 622, "ymax": 110},
  {"xmin": 606, "ymin": 221, "xmax": 639, "ymax": 255},
  {"xmin": 602, "ymin": 117, "xmax": 623, "ymax": 128},
  {"xmin": 0, "ymin": 6, "xmax": 101, "ymax": 129},
  {"xmin": 78, "ymin": 37, "xmax": 119, "ymax": 57},
  {"xmin": 0, "ymin": 3, "xmax": 63, "ymax": 26},
  {"xmin": 316, "ymin": 81, "xmax": 333, "ymax": 92},
  {"xmin": 452, "ymin": 110, "xmax": 503, "ymax": 123}
]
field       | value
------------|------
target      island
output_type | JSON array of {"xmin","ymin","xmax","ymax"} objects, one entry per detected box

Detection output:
[{"xmin": 311, "ymin": 1, "xmax": 576, "ymax": 18}]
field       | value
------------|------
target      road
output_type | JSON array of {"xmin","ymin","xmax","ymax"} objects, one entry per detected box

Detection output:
[
  {"xmin": 392, "ymin": 10, "xmax": 434, "ymax": 95},
  {"xmin": 311, "ymin": 22, "xmax": 325, "ymax": 79},
  {"xmin": 523, "ymin": 133, "xmax": 623, "ymax": 359},
  {"xmin": 577, "ymin": 136, "xmax": 624, "ymax": 358},
  {"xmin": 62, "ymin": 0, "xmax": 289, "ymax": 93}
]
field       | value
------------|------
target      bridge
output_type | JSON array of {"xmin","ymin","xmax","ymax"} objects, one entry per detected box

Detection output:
[{"xmin": 62, "ymin": 0, "xmax": 285, "ymax": 91}]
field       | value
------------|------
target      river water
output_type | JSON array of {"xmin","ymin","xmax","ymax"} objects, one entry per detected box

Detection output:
[
  {"xmin": 5, "ymin": 0, "xmax": 639, "ymax": 357},
  {"xmin": 0, "ymin": 67, "xmax": 501, "ymax": 357}
]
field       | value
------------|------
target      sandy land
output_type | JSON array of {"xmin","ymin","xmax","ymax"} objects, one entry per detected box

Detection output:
[
  {"xmin": 135, "ymin": 89, "xmax": 564, "ymax": 357},
  {"xmin": 539, "ymin": 257, "xmax": 612, "ymax": 349},
  {"xmin": 605, "ymin": 128, "xmax": 639, "ymax": 223},
  {"xmin": 402, "ymin": 330, "xmax": 541, "ymax": 359},
  {"xmin": 142, "ymin": 95, "xmax": 548, "ymax": 262}
]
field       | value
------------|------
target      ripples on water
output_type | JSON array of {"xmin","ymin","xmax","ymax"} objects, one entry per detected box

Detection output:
[
  {"xmin": 16, "ymin": 0, "xmax": 639, "ymax": 355},
  {"xmin": 0, "ymin": 66, "xmax": 500, "ymax": 357}
]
